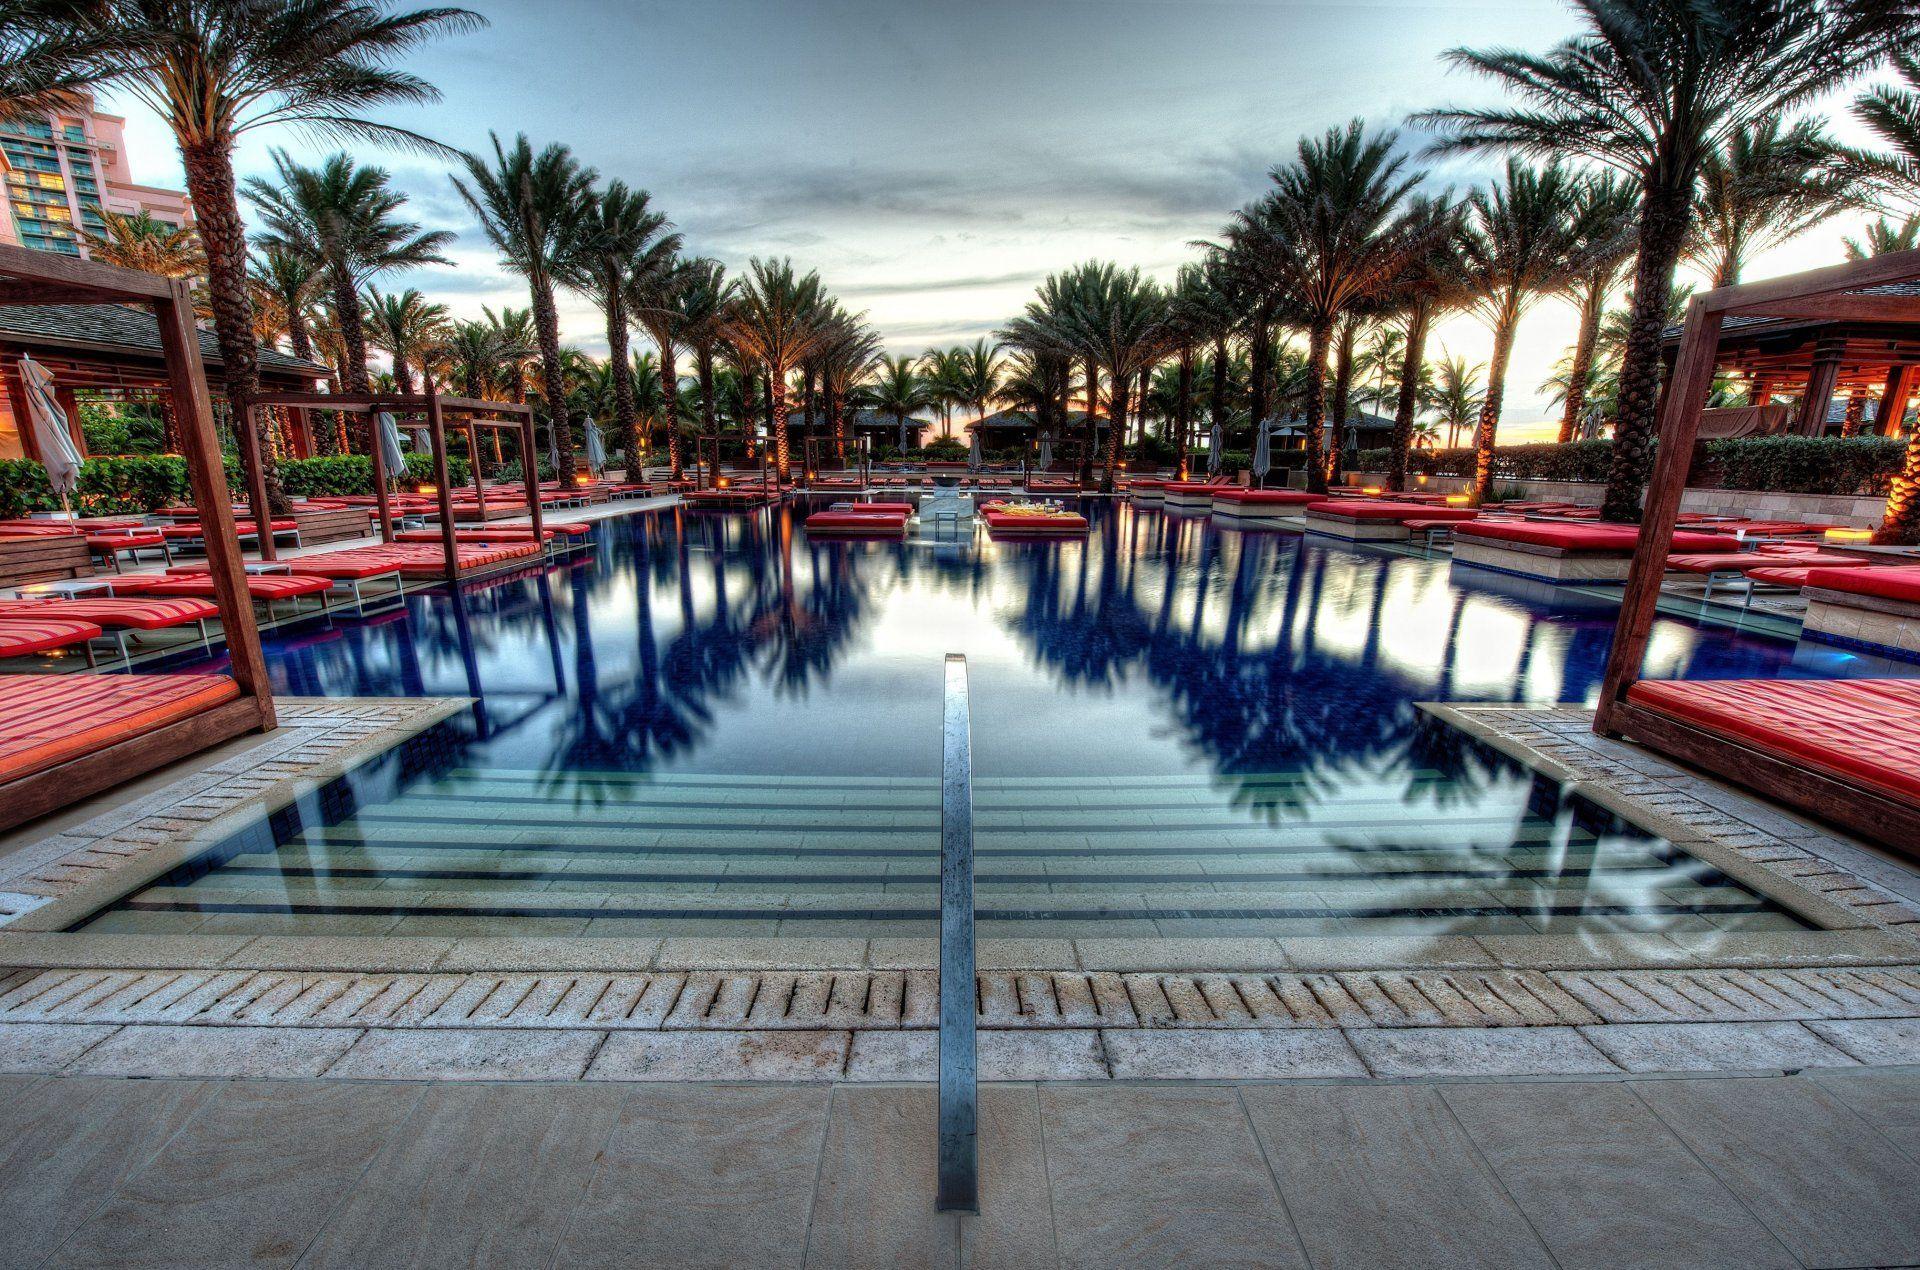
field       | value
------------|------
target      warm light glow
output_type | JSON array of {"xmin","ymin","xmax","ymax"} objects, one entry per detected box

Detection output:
[
  {"xmin": 1445, "ymin": 494, "xmax": 1471, "ymax": 505},
  {"xmin": 1415, "ymin": 474, "xmax": 1429, "ymax": 486},
  {"xmin": 418, "ymin": 484, "xmax": 438, "ymax": 496},
  {"xmin": 1824, "ymin": 526, "xmax": 1873, "ymax": 542},
  {"xmin": 575, "ymin": 475, "xmax": 592, "ymax": 486},
  {"xmin": 717, "ymin": 476, "xmax": 732, "ymax": 489},
  {"xmin": 1362, "ymin": 486, "xmax": 1383, "ymax": 496}
]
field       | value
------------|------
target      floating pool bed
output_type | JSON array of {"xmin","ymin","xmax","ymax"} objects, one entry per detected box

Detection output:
[
  {"xmin": 1305, "ymin": 500, "xmax": 1478, "ymax": 541},
  {"xmin": 1211, "ymin": 488, "xmax": 1318, "ymax": 520},
  {"xmin": 1452, "ymin": 522, "xmax": 1739, "ymax": 583}
]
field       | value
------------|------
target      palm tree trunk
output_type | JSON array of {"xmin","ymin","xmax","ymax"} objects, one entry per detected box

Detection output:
[
  {"xmin": 1604, "ymin": 181, "xmax": 1694, "ymax": 522},
  {"xmin": 657, "ymin": 337, "xmax": 681, "ymax": 479},
  {"xmin": 1174, "ymin": 344, "xmax": 1195, "ymax": 479},
  {"xmin": 1248, "ymin": 305, "xmax": 1274, "ymax": 443},
  {"xmin": 770, "ymin": 367, "xmax": 793, "ymax": 482},
  {"xmin": 1389, "ymin": 303, "xmax": 1432, "ymax": 492},
  {"xmin": 1472, "ymin": 319, "xmax": 1517, "ymax": 505},
  {"xmin": 1080, "ymin": 357, "xmax": 1098, "ymax": 482},
  {"xmin": 392, "ymin": 354, "xmax": 414, "ymax": 397},
  {"xmin": 286, "ymin": 311, "xmax": 315, "ymax": 364},
  {"xmin": 1209, "ymin": 337, "xmax": 1228, "ymax": 433},
  {"xmin": 1327, "ymin": 318, "xmax": 1358, "ymax": 487},
  {"xmin": 178, "ymin": 135, "xmax": 288, "ymax": 513},
  {"xmin": 1877, "ymin": 428, "xmax": 1920, "ymax": 544},
  {"xmin": 697, "ymin": 346, "xmax": 717, "ymax": 461},
  {"xmin": 1101, "ymin": 369, "xmax": 1129, "ymax": 493},
  {"xmin": 604, "ymin": 276, "xmax": 638, "ymax": 474},
  {"xmin": 1559, "ymin": 279, "xmax": 1605, "ymax": 444},
  {"xmin": 530, "ymin": 278, "xmax": 569, "ymax": 470},
  {"xmin": 330, "ymin": 272, "xmax": 371, "ymax": 399},
  {"xmin": 1302, "ymin": 317, "xmax": 1333, "ymax": 496}
]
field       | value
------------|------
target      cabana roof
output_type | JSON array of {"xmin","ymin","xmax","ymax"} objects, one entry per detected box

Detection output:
[{"xmin": 0, "ymin": 302, "xmax": 332, "ymax": 386}]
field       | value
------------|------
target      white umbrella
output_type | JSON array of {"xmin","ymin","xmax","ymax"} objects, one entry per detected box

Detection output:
[
  {"xmin": 1252, "ymin": 420, "xmax": 1271, "ymax": 486},
  {"xmin": 1037, "ymin": 431, "xmax": 1054, "ymax": 469},
  {"xmin": 583, "ymin": 418, "xmax": 607, "ymax": 475},
  {"xmin": 1207, "ymin": 424, "xmax": 1224, "ymax": 475},
  {"xmin": 548, "ymin": 428, "xmax": 567, "ymax": 478},
  {"xmin": 968, "ymin": 428, "xmax": 983, "ymax": 470},
  {"xmin": 897, "ymin": 416, "xmax": 910, "ymax": 450},
  {"xmin": 375, "ymin": 412, "xmax": 408, "ymax": 487},
  {"xmin": 19, "ymin": 355, "xmax": 80, "ymax": 519}
]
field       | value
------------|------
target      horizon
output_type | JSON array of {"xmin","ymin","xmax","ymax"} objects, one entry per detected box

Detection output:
[{"xmin": 99, "ymin": 0, "xmax": 1896, "ymax": 442}]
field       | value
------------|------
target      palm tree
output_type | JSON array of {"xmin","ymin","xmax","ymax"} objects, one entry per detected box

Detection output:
[
  {"xmin": 1847, "ymin": 51, "xmax": 1920, "ymax": 202},
  {"xmin": 1430, "ymin": 354, "xmax": 1485, "ymax": 450},
  {"xmin": 363, "ymin": 287, "xmax": 449, "ymax": 396},
  {"xmin": 246, "ymin": 245, "xmax": 320, "ymax": 363},
  {"xmin": 441, "ymin": 320, "xmax": 499, "ymax": 400},
  {"xmin": 917, "ymin": 346, "xmax": 968, "ymax": 439},
  {"xmin": 954, "ymin": 337, "xmax": 1004, "ymax": 430},
  {"xmin": 246, "ymin": 151, "xmax": 451, "ymax": 397},
  {"xmin": 1845, "ymin": 215, "xmax": 1920, "ymax": 258},
  {"xmin": 1225, "ymin": 121, "xmax": 1429, "ymax": 493},
  {"xmin": 562, "ymin": 180, "xmax": 681, "ymax": 474},
  {"xmin": 1022, "ymin": 265, "xmax": 1172, "ymax": 491},
  {"xmin": 865, "ymin": 354, "xmax": 933, "ymax": 449},
  {"xmin": 1378, "ymin": 195, "xmax": 1467, "ymax": 490},
  {"xmin": 1689, "ymin": 119, "xmax": 1857, "ymax": 287},
  {"xmin": 1555, "ymin": 172, "xmax": 1640, "ymax": 443},
  {"xmin": 631, "ymin": 259, "xmax": 694, "ymax": 477},
  {"xmin": 482, "ymin": 305, "xmax": 540, "ymax": 405},
  {"xmin": 0, "ymin": 9, "xmax": 123, "ymax": 124},
  {"xmin": 1421, "ymin": 0, "xmax": 1905, "ymax": 521},
  {"xmin": 1457, "ymin": 161, "xmax": 1609, "ymax": 503},
  {"xmin": 48, "ymin": 0, "xmax": 480, "ymax": 511},
  {"xmin": 726, "ymin": 258, "xmax": 833, "ymax": 480},
  {"xmin": 83, "ymin": 210, "xmax": 203, "ymax": 277},
  {"xmin": 453, "ymin": 133, "xmax": 597, "ymax": 461},
  {"xmin": 816, "ymin": 312, "xmax": 882, "ymax": 461},
  {"xmin": 670, "ymin": 260, "xmax": 738, "ymax": 470}
]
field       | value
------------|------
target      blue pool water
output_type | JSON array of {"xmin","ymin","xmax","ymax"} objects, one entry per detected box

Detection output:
[{"xmin": 82, "ymin": 500, "xmax": 1917, "ymax": 939}]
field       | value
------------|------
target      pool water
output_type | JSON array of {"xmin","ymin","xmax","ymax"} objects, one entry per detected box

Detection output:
[{"xmin": 84, "ymin": 499, "xmax": 1915, "ymax": 940}]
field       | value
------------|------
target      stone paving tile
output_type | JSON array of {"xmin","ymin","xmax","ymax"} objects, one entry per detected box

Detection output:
[
  {"xmin": 1038, "ymin": 1085, "xmax": 1309, "ymax": 1268},
  {"xmin": 0, "ymin": 1022, "xmax": 118, "ymax": 1072},
  {"xmin": 1075, "ymin": 937, "xmax": 1285, "ymax": 972},
  {"xmin": 434, "ymin": 936, "xmax": 664, "ymax": 972},
  {"xmin": 1805, "ymin": 1016, "xmax": 1920, "ymax": 1065},
  {"xmin": 1578, "ymin": 1021, "xmax": 1859, "ymax": 1073},
  {"xmin": 587, "ymin": 1029, "xmax": 850, "ymax": 1081},
  {"xmin": 844, "ymin": 1028, "xmax": 1107, "ymax": 1081},
  {"xmin": 223, "ymin": 936, "xmax": 456, "ymax": 972},
  {"xmin": 1810, "ymin": 1067, "xmax": 1920, "ymax": 1158},
  {"xmin": 1103, "ymin": 1029, "xmax": 1365, "ymax": 1080},
  {"xmin": 1441, "ymin": 1080, "xmax": 1798, "ymax": 1270},
  {"xmin": 551, "ymin": 1085, "xmax": 830, "ymax": 1269},
  {"xmin": 1242, "ymin": 1083, "xmax": 1554, "ymax": 1270},
  {"xmin": 328, "ymin": 1027, "xmax": 604, "ymax": 1081},
  {"xmin": 1634, "ymin": 1075, "xmax": 1920, "ymax": 1268},
  {"xmin": 804, "ymin": 1086, "xmax": 1057, "ymax": 1269},
  {"xmin": 297, "ymin": 1083, "xmax": 629, "ymax": 1270},
  {"xmin": 1349, "ymin": 1026, "xmax": 1620, "ymax": 1078},
  {"xmin": 655, "ymin": 936, "xmax": 867, "ymax": 969},
  {"xmin": 49, "ymin": 1079, "xmax": 421, "ymax": 1270},
  {"xmin": 67, "ymin": 1024, "xmax": 359, "ymax": 1078},
  {"xmin": 0, "ymin": 1075, "xmax": 220, "ymax": 1267},
  {"xmin": 1278, "ymin": 935, "xmax": 1494, "ymax": 969}
]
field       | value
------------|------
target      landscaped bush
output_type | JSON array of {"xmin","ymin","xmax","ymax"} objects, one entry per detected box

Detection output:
[
  {"xmin": 1353, "ymin": 436, "xmax": 1904, "ymax": 496},
  {"xmin": 0, "ymin": 455, "xmax": 194, "ymax": 516},
  {"xmin": 276, "ymin": 454, "xmax": 471, "ymax": 496}
]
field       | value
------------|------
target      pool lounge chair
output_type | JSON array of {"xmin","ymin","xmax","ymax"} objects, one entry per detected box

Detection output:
[
  {"xmin": 1210, "ymin": 488, "xmax": 1318, "ymax": 521},
  {"xmin": 0, "ymin": 595, "xmax": 218, "ymax": 661},
  {"xmin": 1663, "ymin": 550, "xmax": 1879, "ymax": 606},
  {"xmin": 1161, "ymin": 480, "xmax": 1234, "ymax": 511},
  {"xmin": 107, "ymin": 572, "xmax": 337, "ymax": 620},
  {"xmin": 1305, "ymin": 500, "xmax": 1479, "ymax": 542},
  {"xmin": 0, "ymin": 617, "xmax": 101, "ymax": 665},
  {"xmin": 1450, "ymin": 521, "xmax": 1738, "ymax": 583},
  {"xmin": 804, "ymin": 509, "xmax": 910, "ymax": 536}
]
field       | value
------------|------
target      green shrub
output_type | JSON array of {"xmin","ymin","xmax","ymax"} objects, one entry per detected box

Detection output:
[
  {"xmin": 1698, "ymin": 435, "xmax": 1903, "ymax": 496},
  {"xmin": 0, "ymin": 455, "xmax": 194, "ymax": 516},
  {"xmin": 275, "ymin": 454, "xmax": 471, "ymax": 496}
]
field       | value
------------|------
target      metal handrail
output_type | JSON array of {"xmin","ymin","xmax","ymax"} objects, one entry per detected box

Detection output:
[{"xmin": 937, "ymin": 652, "xmax": 979, "ymax": 1213}]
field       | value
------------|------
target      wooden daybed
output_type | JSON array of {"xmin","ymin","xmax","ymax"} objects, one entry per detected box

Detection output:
[
  {"xmin": 1305, "ymin": 500, "xmax": 1479, "ymax": 542},
  {"xmin": 1451, "ymin": 521, "xmax": 1738, "ymax": 583},
  {"xmin": 1211, "ymin": 488, "xmax": 1318, "ymax": 521}
]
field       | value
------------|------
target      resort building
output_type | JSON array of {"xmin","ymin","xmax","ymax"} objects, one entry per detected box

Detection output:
[{"xmin": 0, "ymin": 92, "xmax": 193, "ymax": 259}]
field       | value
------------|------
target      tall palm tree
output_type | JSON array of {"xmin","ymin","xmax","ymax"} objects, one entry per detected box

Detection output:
[
  {"xmin": 954, "ymin": 337, "xmax": 1004, "ymax": 430},
  {"xmin": 1844, "ymin": 214, "xmax": 1920, "ymax": 258},
  {"xmin": 47, "ymin": 0, "xmax": 480, "ymax": 511},
  {"xmin": 453, "ymin": 133, "xmax": 597, "ymax": 459},
  {"xmin": 1022, "ymin": 266, "xmax": 1172, "ymax": 491},
  {"xmin": 726, "ymin": 258, "xmax": 832, "ymax": 480},
  {"xmin": 1555, "ymin": 172, "xmax": 1640, "ymax": 443},
  {"xmin": 917, "ymin": 346, "xmax": 968, "ymax": 439},
  {"xmin": 441, "ymin": 320, "xmax": 499, "ymax": 400},
  {"xmin": 1225, "ymin": 121, "xmax": 1429, "ymax": 493},
  {"xmin": 482, "ymin": 304, "xmax": 540, "ymax": 405},
  {"xmin": 864, "ymin": 354, "xmax": 933, "ymax": 449},
  {"xmin": 1847, "ymin": 51, "xmax": 1920, "ymax": 202},
  {"xmin": 83, "ymin": 210, "xmax": 203, "ymax": 277},
  {"xmin": 1689, "ymin": 119, "xmax": 1856, "ymax": 287},
  {"xmin": 0, "ymin": 8, "xmax": 123, "ymax": 124},
  {"xmin": 1422, "ymin": 0, "xmax": 1905, "ymax": 520},
  {"xmin": 670, "ymin": 259, "xmax": 737, "ymax": 469},
  {"xmin": 815, "ymin": 310, "xmax": 881, "ymax": 461},
  {"xmin": 1430, "ymin": 354, "xmax": 1485, "ymax": 450},
  {"xmin": 246, "ymin": 151, "xmax": 451, "ymax": 397},
  {"xmin": 363, "ymin": 287, "xmax": 449, "ymax": 395},
  {"xmin": 563, "ymin": 180, "xmax": 681, "ymax": 474},
  {"xmin": 1457, "ymin": 161, "xmax": 1609, "ymax": 503},
  {"xmin": 246, "ymin": 245, "xmax": 320, "ymax": 362},
  {"xmin": 631, "ymin": 259, "xmax": 694, "ymax": 477},
  {"xmin": 1377, "ymin": 195, "xmax": 1467, "ymax": 490}
]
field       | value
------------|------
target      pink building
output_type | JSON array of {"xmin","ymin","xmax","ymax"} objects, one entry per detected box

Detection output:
[{"xmin": 0, "ymin": 93, "xmax": 192, "ymax": 258}]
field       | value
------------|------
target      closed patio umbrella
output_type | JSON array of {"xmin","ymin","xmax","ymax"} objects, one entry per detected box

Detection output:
[
  {"xmin": 1252, "ymin": 420, "xmax": 1271, "ymax": 488},
  {"xmin": 897, "ymin": 416, "xmax": 910, "ymax": 451},
  {"xmin": 1037, "ymin": 431, "xmax": 1054, "ymax": 469},
  {"xmin": 548, "ymin": 427, "xmax": 566, "ymax": 478},
  {"xmin": 19, "ymin": 355, "xmax": 80, "ymax": 519},
  {"xmin": 968, "ymin": 428, "xmax": 982, "ymax": 470},
  {"xmin": 375, "ymin": 412, "xmax": 407, "ymax": 486},
  {"xmin": 584, "ymin": 417, "xmax": 607, "ymax": 475},
  {"xmin": 1207, "ymin": 424, "xmax": 1223, "ymax": 476}
]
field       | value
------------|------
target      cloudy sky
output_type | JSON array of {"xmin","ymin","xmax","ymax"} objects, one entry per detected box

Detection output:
[{"xmin": 102, "ymin": 0, "xmax": 1891, "ymax": 440}]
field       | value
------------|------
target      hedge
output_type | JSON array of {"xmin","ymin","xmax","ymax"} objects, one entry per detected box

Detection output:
[
  {"xmin": 1353, "ymin": 436, "xmax": 1905, "ymax": 496},
  {"xmin": 0, "ymin": 452, "xmax": 470, "ymax": 517},
  {"xmin": 275, "ymin": 454, "xmax": 469, "ymax": 497}
]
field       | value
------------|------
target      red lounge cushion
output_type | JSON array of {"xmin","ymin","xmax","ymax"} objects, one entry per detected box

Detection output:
[
  {"xmin": 1627, "ymin": 678, "xmax": 1920, "ymax": 807},
  {"xmin": 806, "ymin": 511, "xmax": 906, "ymax": 532},
  {"xmin": 0, "ymin": 618, "xmax": 102, "ymax": 657},
  {"xmin": 1456, "ymin": 521, "xmax": 1735, "ymax": 552},
  {"xmin": 0, "ymin": 524, "xmax": 82, "ymax": 538},
  {"xmin": 984, "ymin": 510, "xmax": 1089, "ymax": 533},
  {"xmin": 0, "ymin": 597, "xmax": 217, "ymax": 629},
  {"xmin": 1212, "ymin": 489, "xmax": 1318, "ymax": 506},
  {"xmin": 1799, "ymin": 565, "xmax": 1920, "ymax": 605},
  {"xmin": 1308, "ymin": 500, "xmax": 1478, "ymax": 522},
  {"xmin": 85, "ymin": 532, "xmax": 166, "ymax": 549},
  {"xmin": 1665, "ymin": 551, "xmax": 1867, "ymax": 574},
  {"xmin": 1743, "ymin": 566, "xmax": 1821, "ymax": 587},
  {"xmin": 275, "ymin": 550, "xmax": 403, "ymax": 580},
  {"xmin": 845, "ymin": 502, "xmax": 914, "ymax": 514},
  {"xmin": 0, "ymin": 673, "xmax": 241, "ymax": 784},
  {"xmin": 111, "ymin": 574, "xmax": 334, "ymax": 601},
  {"xmin": 1162, "ymin": 481, "xmax": 1231, "ymax": 495},
  {"xmin": 1125, "ymin": 479, "xmax": 1168, "ymax": 490}
]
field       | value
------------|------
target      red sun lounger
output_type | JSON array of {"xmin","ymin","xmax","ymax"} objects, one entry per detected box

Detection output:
[
  {"xmin": 0, "ymin": 596, "xmax": 218, "ymax": 660},
  {"xmin": 0, "ymin": 616, "xmax": 103, "ymax": 663}
]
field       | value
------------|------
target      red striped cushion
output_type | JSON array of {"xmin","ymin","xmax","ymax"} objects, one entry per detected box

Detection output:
[
  {"xmin": 0, "ymin": 673, "xmax": 240, "ymax": 783},
  {"xmin": 111, "ymin": 574, "xmax": 333, "ymax": 601},
  {"xmin": 0, "ymin": 598, "xmax": 218, "ymax": 629},
  {"xmin": 0, "ymin": 619, "xmax": 102, "ymax": 656}
]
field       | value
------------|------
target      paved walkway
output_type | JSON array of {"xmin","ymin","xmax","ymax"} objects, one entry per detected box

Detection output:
[{"xmin": 2, "ymin": 1069, "xmax": 1918, "ymax": 1268}]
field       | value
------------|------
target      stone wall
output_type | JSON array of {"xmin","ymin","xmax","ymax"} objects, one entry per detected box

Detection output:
[{"xmin": 1343, "ymin": 472, "xmax": 1884, "ymax": 526}]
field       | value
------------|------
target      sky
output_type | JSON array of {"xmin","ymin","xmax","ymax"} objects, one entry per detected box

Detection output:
[{"xmin": 101, "ymin": 0, "xmax": 1896, "ymax": 442}]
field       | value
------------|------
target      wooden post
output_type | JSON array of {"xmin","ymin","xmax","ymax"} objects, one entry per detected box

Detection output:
[
  {"xmin": 237, "ymin": 404, "xmax": 277, "ymax": 563},
  {"xmin": 427, "ymin": 386, "xmax": 459, "ymax": 580},
  {"xmin": 520, "ymin": 408, "xmax": 545, "ymax": 541},
  {"xmin": 1876, "ymin": 365, "xmax": 1915, "ymax": 436},
  {"xmin": 1595, "ymin": 297, "xmax": 1724, "ymax": 736},
  {"xmin": 466, "ymin": 417, "xmax": 486, "ymax": 508},
  {"xmin": 367, "ymin": 404, "xmax": 393, "ymax": 545},
  {"xmin": 1795, "ymin": 337, "xmax": 1844, "ymax": 435},
  {"xmin": 154, "ymin": 279, "xmax": 274, "ymax": 729}
]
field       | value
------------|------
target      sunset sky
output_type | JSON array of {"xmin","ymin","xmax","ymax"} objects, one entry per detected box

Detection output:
[{"xmin": 100, "ymin": 0, "xmax": 1893, "ymax": 441}]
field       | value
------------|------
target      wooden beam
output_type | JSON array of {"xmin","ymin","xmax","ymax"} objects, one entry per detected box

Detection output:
[
  {"xmin": 0, "ymin": 242, "xmax": 174, "ymax": 298},
  {"xmin": 427, "ymin": 385, "xmax": 460, "ymax": 579},
  {"xmin": 522, "ymin": 408, "xmax": 545, "ymax": 541},
  {"xmin": 1879, "ymin": 365, "xmax": 1917, "ymax": 436},
  {"xmin": 1795, "ymin": 338, "xmax": 1845, "ymax": 434},
  {"xmin": 1595, "ymin": 296, "xmax": 1724, "ymax": 736},
  {"xmin": 0, "ymin": 282, "xmax": 139, "ymax": 306},
  {"xmin": 1700, "ymin": 246, "xmax": 1920, "ymax": 313},
  {"xmin": 368, "ymin": 401, "xmax": 395, "ymax": 546},
  {"xmin": 153, "ymin": 280, "xmax": 274, "ymax": 728},
  {"xmin": 1728, "ymin": 294, "xmax": 1920, "ymax": 324}
]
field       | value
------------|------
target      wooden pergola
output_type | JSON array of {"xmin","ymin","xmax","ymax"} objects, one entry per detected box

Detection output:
[
  {"xmin": 244, "ymin": 389, "xmax": 544, "ymax": 574},
  {"xmin": 0, "ymin": 244, "xmax": 273, "ymax": 823},
  {"xmin": 1596, "ymin": 248, "xmax": 1920, "ymax": 843}
]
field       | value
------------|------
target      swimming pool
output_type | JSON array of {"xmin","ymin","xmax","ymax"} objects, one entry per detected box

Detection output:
[{"xmin": 82, "ymin": 500, "xmax": 1915, "ymax": 940}]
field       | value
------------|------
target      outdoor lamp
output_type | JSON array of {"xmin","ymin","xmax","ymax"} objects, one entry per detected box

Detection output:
[
  {"xmin": 1824, "ymin": 527, "xmax": 1873, "ymax": 543},
  {"xmin": 1445, "ymin": 494, "xmax": 1471, "ymax": 505}
]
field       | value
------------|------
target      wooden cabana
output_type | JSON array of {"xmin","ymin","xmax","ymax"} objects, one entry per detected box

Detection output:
[
  {"xmin": 1598, "ymin": 249, "xmax": 1920, "ymax": 850},
  {"xmin": 0, "ymin": 245, "xmax": 274, "ymax": 832},
  {"xmin": 244, "ymin": 388, "xmax": 545, "ymax": 576}
]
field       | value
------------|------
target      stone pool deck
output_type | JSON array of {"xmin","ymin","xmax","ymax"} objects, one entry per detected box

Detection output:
[{"xmin": 1, "ymin": 1069, "xmax": 1917, "ymax": 1268}]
